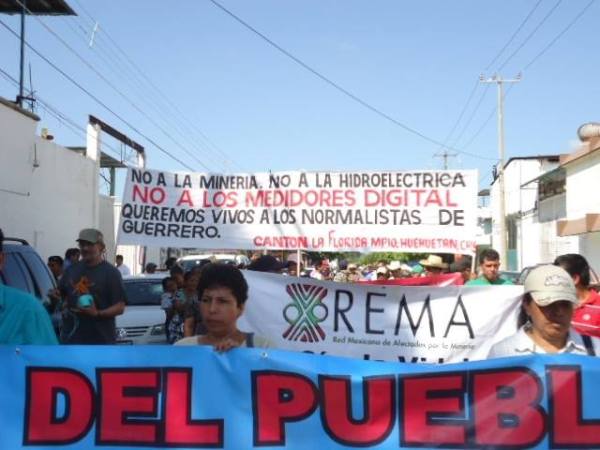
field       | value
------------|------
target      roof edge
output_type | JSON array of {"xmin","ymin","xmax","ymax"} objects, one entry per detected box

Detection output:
[
  {"xmin": 0, "ymin": 96, "xmax": 40, "ymax": 121},
  {"xmin": 560, "ymin": 137, "xmax": 600, "ymax": 167}
]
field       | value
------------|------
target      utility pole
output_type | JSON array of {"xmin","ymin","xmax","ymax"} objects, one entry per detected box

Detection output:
[
  {"xmin": 433, "ymin": 149, "xmax": 457, "ymax": 170},
  {"xmin": 480, "ymin": 73, "xmax": 521, "ymax": 269},
  {"xmin": 18, "ymin": 0, "xmax": 26, "ymax": 107}
]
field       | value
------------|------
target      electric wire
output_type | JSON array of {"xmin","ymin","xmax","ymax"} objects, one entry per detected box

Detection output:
[
  {"xmin": 208, "ymin": 0, "xmax": 491, "ymax": 160},
  {"xmin": 522, "ymin": 0, "xmax": 595, "ymax": 72},
  {"xmin": 5, "ymin": 1, "xmax": 212, "ymax": 172},
  {"xmin": 454, "ymin": 0, "xmax": 592, "ymax": 157},
  {"xmin": 496, "ymin": 0, "xmax": 564, "ymax": 72},
  {"xmin": 461, "ymin": 0, "xmax": 595, "ymax": 155},
  {"xmin": 449, "ymin": 84, "xmax": 493, "ymax": 151},
  {"xmin": 0, "ymin": 66, "xmax": 133, "ymax": 164},
  {"xmin": 55, "ymin": 15, "xmax": 231, "ymax": 171},
  {"xmin": 434, "ymin": 80, "xmax": 479, "ymax": 155},
  {"xmin": 438, "ymin": 0, "xmax": 545, "ymax": 166},
  {"xmin": 69, "ymin": 0, "xmax": 244, "ymax": 172},
  {"xmin": 484, "ymin": 0, "xmax": 544, "ymax": 71},
  {"xmin": 0, "ymin": 18, "xmax": 195, "ymax": 171}
]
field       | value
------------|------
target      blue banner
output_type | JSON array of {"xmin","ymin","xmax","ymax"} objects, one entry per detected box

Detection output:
[{"xmin": 1, "ymin": 345, "xmax": 600, "ymax": 449}]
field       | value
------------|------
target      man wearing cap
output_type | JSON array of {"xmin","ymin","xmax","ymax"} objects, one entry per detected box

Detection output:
[
  {"xmin": 419, "ymin": 255, "xmax": 448, "ymax": 276},
  {"xmin": 488, "ymin": 265, "xmax": 600, "ymax": 357},
  {"xmin": 59, "ymin": 228, "xmax": 126, "ymax": 344},
  {"xmin": 0, "ymin": 228, "xmax": 58, "ymax": 344},
  {"xmin": 466, "ymin": 248, "xmax": 512, "ymax": 285}
]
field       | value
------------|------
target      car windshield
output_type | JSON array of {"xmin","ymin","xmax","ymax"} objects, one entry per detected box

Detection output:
[{"xmin": 124, "ymin": 280, "xmax": 163, "ymax": 306}]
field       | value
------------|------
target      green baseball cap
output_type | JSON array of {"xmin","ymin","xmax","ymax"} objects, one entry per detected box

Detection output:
[{"xmin": 77, "ymin": 228, "xmax": 104, "ymax": 244}]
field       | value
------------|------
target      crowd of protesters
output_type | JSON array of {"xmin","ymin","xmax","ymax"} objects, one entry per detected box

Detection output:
[{"xmin": 1, "ymin": 225, "xmax": 599, "ymax": 358}]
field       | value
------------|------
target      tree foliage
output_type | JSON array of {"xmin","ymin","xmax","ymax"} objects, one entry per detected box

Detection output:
[{"xmin": 358, "ymin": 252, "xmax": 423, "ymax": 266}]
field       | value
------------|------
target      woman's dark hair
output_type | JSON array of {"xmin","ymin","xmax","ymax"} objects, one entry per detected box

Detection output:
[
  {"xmin": 517, "ymin": 293, "xmax": 533, "ymax": 329},
  {"xmin": 197, "ymin": 263, "xmax": 248, "ymax": 307},
  {"xmin": 554, "ymin": 253, "xmax": 590, "ymax": 287}
]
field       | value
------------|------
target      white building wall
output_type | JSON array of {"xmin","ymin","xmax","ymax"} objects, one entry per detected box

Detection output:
[
  {"xmin": 579, "ymin": 233, "xmax": 600, "ymax": 272},
  {"xmin": 517, "ymin": 213, "xmax": 541, "ymax": 269},
  {"xmin": 563, "ymin": 151, "xmax": 600, "ymax": 270},
  {"xmin": 490, "ymin": 158, "xmax": 561, "ymax": 270},
  {"xmin": 565, "ymin": 152, "xmax": 600, "ymax": 218},
  {"xmin": 0, "ymin": 101, "xmax": 115, "ymax": 260}
]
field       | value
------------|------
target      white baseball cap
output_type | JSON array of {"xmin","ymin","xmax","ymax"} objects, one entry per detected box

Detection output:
[{"xmin": 524, "ymin": 265, "xmax": 578, "ymax": 306}]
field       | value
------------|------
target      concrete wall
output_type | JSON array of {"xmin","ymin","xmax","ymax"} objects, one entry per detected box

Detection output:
[
  {"xmin": 564, "ymin": 152, "xmax": 600, "ymax": 270},
  {"xmin": 565, "ymin": 152, "xmax": 600, "ymax": 218},
  {"xmin": 0, "ymin": 100, "xmax": 116, "ymax": 260},
  {"xmin": 490, "ymin": 158, "xmax": 561, "ymax": 270},
  {"xmin": 578, "ymin": 232, "xmax": 600, "ymax": 272}
]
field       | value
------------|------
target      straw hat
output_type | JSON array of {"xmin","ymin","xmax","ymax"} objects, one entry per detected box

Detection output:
[
  {"xmin": 418, "ymin": 255, "xmax": 448, "ymax": 269},
  {"xmin": 388, "ymin": 261, "xmax": 402, "ymax": 271}
]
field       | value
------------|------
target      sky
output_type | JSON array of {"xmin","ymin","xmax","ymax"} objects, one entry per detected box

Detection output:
[{"xmin": 0, "ymin": 0, "xmax": 598, "ymax": 195}]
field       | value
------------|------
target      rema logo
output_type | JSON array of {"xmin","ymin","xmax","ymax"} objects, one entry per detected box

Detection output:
[{"xmin": 282, "ymin": 284, "xmax": 328, "ymax": 342}]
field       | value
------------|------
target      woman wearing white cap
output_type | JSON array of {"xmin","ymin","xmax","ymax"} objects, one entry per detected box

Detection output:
[{"xmin": 488, "ymin": 265, "xmax": 600, "ymax": 357}]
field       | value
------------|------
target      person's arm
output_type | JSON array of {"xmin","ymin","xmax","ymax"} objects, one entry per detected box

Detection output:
[{"xmin": 96, "ymin": 302, "xmax": 125, "ymax": 318}]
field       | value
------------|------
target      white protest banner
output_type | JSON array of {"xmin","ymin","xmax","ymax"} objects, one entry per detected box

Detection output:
[
  {"xmin": 117, "ymin": 168, "xmax": 478, "ymax": 253},
  {"xmin": 239, "ymin": 271, "xmax": 523, "ymax": 363}
]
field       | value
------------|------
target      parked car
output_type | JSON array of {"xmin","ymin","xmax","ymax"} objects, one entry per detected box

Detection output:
[
  {"xmin": 116, "ymin": 274, "xmax": 167, "ymax": 344},
  {"xmin": 0, "ymin": 237, "xmax": 56, "ymax": 305},
  {"xmin": 177, "ymin": 253, "xmax": 250, "ymax": 271}
]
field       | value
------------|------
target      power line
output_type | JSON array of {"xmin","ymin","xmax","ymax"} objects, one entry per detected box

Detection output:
[
  {"xmin": 69, "ymin": 0, "xmax": 245, "ymax": 172},
  {"xmin": 0, "ymin": 18, "xmax": 196, "ymax": 171},
  {"xmin": 496, "ymin": 0, "xmax": 564, "ymax": 72},
  {"xmin": 456, "ymin": 0, "xmax": 594, "ymax": 154},
  {"xmin": 55, "ymin": 14, "xmax": 231, "ymax": 172},
  {"xmin": 207, "ymin": 0, "xmax": 486, "ymax": 159},
  {"xmin": 485, "ymin": 0, "xmax": 544, "ymax": 71},
  {"xmin": 6, "ymin": 0, "xmax": 213, "ymax": 172},
  {"xmin": 0, "ymin": 65, "xmax": 132, "ymax": 163},
  {"xmin": 434, "ymin": 80, "xmax": 479, "ymax": 154},
  {"xmin": 522, "ymin": 0, "xmax": 596, "ymax": 72},
  {"xmin": 449, "ymin": 84, "xmax": 492, "ymax": 150},
  {"xmin": 438, "ymin": 0, "xmax": 544, "ymax": 164}
]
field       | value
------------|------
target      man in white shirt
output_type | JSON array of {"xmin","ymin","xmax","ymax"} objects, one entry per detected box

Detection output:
[
  {"xmin": 115, "ymin": 254, "xmax": 131, "ymax": 276},
  {"xmin": 488, "ymin": 265, "xmax": 599, "ymax": 357}
]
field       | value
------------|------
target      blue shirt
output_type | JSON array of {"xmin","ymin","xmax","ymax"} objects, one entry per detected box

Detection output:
[{"xmin": 0, "ymin": 284, "xmax": 58, "ymax": 344}]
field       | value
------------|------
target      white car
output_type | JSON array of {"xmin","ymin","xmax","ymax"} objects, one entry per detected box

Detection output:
[
  {"xmin": 116, "ymin": 274, "xmax": 167, "ymax": 344},
  {"xmin": 177, "ymin": 253, "xmax": 250, "ymax": 271}
]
